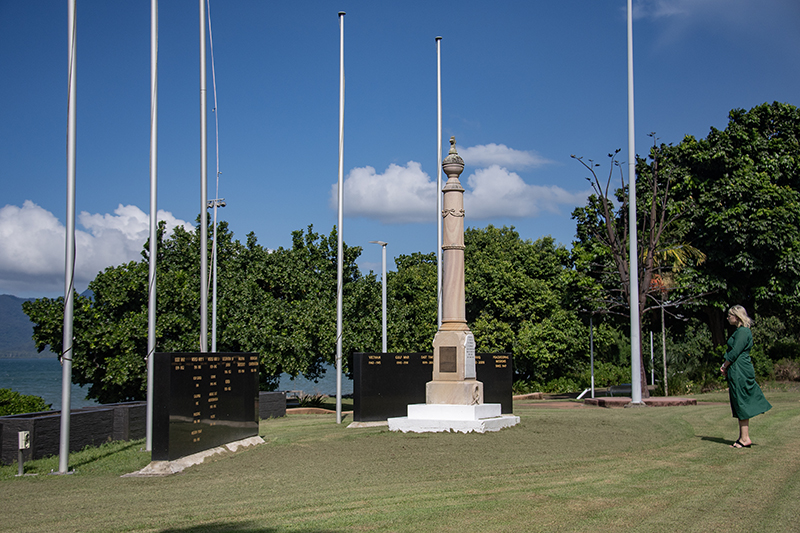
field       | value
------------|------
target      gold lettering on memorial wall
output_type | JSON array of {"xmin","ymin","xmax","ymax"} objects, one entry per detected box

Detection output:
[{"xmin": 493, "ymin": 355, "xmax": 509, "ymax": 368}]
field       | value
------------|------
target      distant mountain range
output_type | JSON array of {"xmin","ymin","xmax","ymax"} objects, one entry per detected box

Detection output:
[{"xmin": 0, "ymin": 294, "xmax": 55, "ymax": 358}]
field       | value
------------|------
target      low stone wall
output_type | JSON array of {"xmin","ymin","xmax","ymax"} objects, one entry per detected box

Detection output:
[
  {"xmin": 1, "ymin": 394, "xmax": 287, "ymax": 465},
  {"xmin": 259, "ymin": 391, "xmax": 286, "ymax": 419},
  {"xmin": 0, "ymin": 401, "xmax": 146, "ymax": 465}
]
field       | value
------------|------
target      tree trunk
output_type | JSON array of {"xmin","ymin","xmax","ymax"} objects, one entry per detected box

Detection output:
[{"xmin": 705, "ymin": 306, "xmax": 726, "ymax": 346}]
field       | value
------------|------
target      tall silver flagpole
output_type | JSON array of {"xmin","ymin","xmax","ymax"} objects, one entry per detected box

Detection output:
[
  {"xmin": 436, "ymin": 36, "xmax": 443, "ymax": 329},
  {"xmin": 146, "ymin": 0, "xmax": 158, "ymax": 451},
  {"xmin": 207, "ymin": 0, "xmax": 222, "ymax": 354},
  {"xmin": 199, "ymin": 0, "xmax": 208, "ymax": 352},
  {"xmin": 627, "ymin": 0, "xmax": 643, "ymax": 405},
  {"xmin": 59, "ymin": 0, "xmax": 78, "ymax": 475},
  {"xmin": 336, "ymin": 11, "xmax": 345, "ymax": 424}
]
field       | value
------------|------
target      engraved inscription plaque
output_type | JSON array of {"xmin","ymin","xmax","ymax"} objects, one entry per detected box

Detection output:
[
  {"xmin": 153, "ymin": 352, "xmax": 259, "ymax": 461},
  {"xmin": 439, "ymin": 346, "xmax": 457, "ymax": 373},
  {"xmin": 464, "ymin": 334, "xmax": 476, "ymax": 379}
]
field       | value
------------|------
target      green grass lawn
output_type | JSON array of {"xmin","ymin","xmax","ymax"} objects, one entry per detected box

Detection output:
[{"xmin": 2, "ymin": 388, "xmax": 798, "ymax": 533}]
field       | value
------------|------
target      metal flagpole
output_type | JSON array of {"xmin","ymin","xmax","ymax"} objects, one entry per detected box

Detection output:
[
  {"xmin": 207, "ymin": 0, "xmax": 222, "ymax": 353},
  {"xmin": 370, "ymin": 241, "xmax": 388, "ymax": 353},
  {"xmin": 627, "ymin": 0, "xmax": 643, "ymax": 405},
  {"xmin": 146, "ymin": 0, "xmax": 158, "ymax": 452},
  {"xmin": 436, "ymin": 36, "xmax": 443, "ymax": 329},
  {"xmin": 590, "ymin": 315, "xmax": 595, "ymax": 399},
  {"xmin": 59, "ymin": 0, "xmax": 78, "ymax": 475},
  {"xmin": 199, "ymin": 0, "xmax": 208, "ymax": 352},
  {"xmin": 336, "ymin": 11, "xmax": 345, "ymax": 424}
]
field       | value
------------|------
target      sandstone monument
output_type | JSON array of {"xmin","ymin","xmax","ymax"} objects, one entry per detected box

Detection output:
[{"xmin": 389, "ymin": 138, "xmax": 519, "ymax": 433}]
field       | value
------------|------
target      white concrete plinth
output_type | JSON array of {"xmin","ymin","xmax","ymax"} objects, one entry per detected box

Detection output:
[{"xmin": 388, "ymin": 403, "xmax": 519, "ymax": 434}]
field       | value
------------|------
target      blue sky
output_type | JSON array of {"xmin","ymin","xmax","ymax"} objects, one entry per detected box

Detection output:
[{"xmin": 2, "ymin": 0, "xmax": 799, "ymax": 298}]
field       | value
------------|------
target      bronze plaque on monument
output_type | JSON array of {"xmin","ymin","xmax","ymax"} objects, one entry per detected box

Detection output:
[{"xmin": 439, "ymin": 346, "xmax": 457, "ymax": 373}]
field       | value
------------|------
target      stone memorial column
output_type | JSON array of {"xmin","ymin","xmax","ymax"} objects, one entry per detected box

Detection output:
[
  {"xmin": 427, "ymin": 137, "xmax": 483, "ymax": 405},
  {"xmin": 387, "ymin": 137, "xmax": 518, "ymax": 433}
]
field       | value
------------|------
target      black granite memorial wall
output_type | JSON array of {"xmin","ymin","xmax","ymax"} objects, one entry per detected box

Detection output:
[
  {"xmin": 353, "ymin": 352, "xmax": 513, "ymax": 422},
  {"xmin": 153, "ymin": 353, "xmax": 259, "ymax": 461}
]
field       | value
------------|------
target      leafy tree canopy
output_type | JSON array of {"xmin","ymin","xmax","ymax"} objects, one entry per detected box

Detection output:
[{"xmin": 24, "ymin": 223, "xmax": 379, "ymax": 403}]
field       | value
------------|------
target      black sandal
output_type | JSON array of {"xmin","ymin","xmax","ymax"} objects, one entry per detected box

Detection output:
[{"xmin": 732, "ymin": 439, "xmax": 751, "ymax": 448}]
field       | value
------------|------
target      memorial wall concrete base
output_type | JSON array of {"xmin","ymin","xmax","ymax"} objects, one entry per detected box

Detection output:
[{"xmin": 388, "ymin": 403, "xmax": 519, "ymax": 434}]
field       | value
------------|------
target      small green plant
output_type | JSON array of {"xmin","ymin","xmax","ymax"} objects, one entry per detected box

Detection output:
[
  {"xmin": 512, "ymin": 380, "xmax": 542, "ymax": 395},
  {"xmin": 298, "ymin": 393, "xmax": 326, "ymax": 408}
]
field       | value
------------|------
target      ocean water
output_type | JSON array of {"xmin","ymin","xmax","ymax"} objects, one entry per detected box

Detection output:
[
  {"xmin": 0, "ymin": 358, "xmax": 98, "ymax": 410},
  {"xmin": 0, "ymin": 358, "xmax": 353, "ymax": 411}
]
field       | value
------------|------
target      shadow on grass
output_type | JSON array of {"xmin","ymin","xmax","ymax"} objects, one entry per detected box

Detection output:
[
  {"xmin": 69, "ymin": 440, "xmax": 143, "ymax": 469},
  {"xmin": 159, "ymin": 522, "xmax": 339, "ymax": 533},
  {"xmin": 697, "ymin": 435, "xmax": 739, "ymax": 446}
]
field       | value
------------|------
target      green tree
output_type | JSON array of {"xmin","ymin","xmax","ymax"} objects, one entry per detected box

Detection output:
[
  {"xmin": 663, "ymin": 102, "xmax": 800, "ymax": 342},
  {"xmin": 23, "ymin": 222, "xmax": 379, "ymax": 403},
  {"xmin": 464, "ymin": 226, "xmax": 585, "ymax": 384},
  {"xmin": 383, "ymin": 226, "xmax": 589, "ymax": 386},
  {"xmin": 386, "ymin": 252, "xmax": 438, "ymax": 353}
]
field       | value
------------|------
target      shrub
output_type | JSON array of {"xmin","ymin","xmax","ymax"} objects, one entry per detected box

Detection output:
[
  {"xmin": 512, "ymin": 380, "xmax": 542, "ymax": 395},
  {"xmin": 773, "ymin": 358, "xmax": 800, "ymax": 381},
  {"xmin": 542, "ymin": 377, "xmax": 582, "ymax": 394},
  {"xmin": 298, "ymin": 393, "xmax": 325, "ymax": 408},
  {"xmin": 579, "ymin": 361, "xmax": 630, "ymax": 389},
  {"xmin": 0, "ymin": 388, "xmax": 51, "ymax": 416},
  {"xmin": 749, "ymin": 347, "xmax": 774, "ymax": 380}
]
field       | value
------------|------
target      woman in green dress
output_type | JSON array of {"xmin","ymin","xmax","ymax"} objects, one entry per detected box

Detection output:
[{"xmin": 720, "ymin": 305, "xmax": 772, "ymax": 448}]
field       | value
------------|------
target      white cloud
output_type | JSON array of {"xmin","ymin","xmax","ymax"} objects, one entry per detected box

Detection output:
[
  {"xmin": 464, "ymin": 166, "xmax": 590, "ymax": 220},
  {"xmin": 459, "ymin": 144, "xmax": 552, "ymax": 170},
  {"xmin": 633, "ymin": 0, "xmax": 693, "ymax": 19},
  {"xmin": 330, "ymin": 161, "xmax": 437, "ymax": 224},
  {"xmin": 0, "ymin": 201, "xmax": 192, "ymax": 296},
  {"xmin": 332, "ymin": 157, "xmax": 590, "ymax": 225},
  {"xmin": 632, "ymin": 0, "xmax": 800, "ymax": 47}
]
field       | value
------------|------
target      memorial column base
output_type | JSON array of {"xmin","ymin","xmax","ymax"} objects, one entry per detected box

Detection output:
[
  {"xmin": 387, "ymin": 403, "xmax": 519, "ymax": 434},
  {"xmin": 426, "ymin": 380, "xmax": 483, "ymax": 405}
]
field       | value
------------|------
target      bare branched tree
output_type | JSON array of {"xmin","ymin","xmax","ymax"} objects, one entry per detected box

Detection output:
[{"xmin": 571, "ymin": 135, "xmax": 707, "ymax": 398}]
